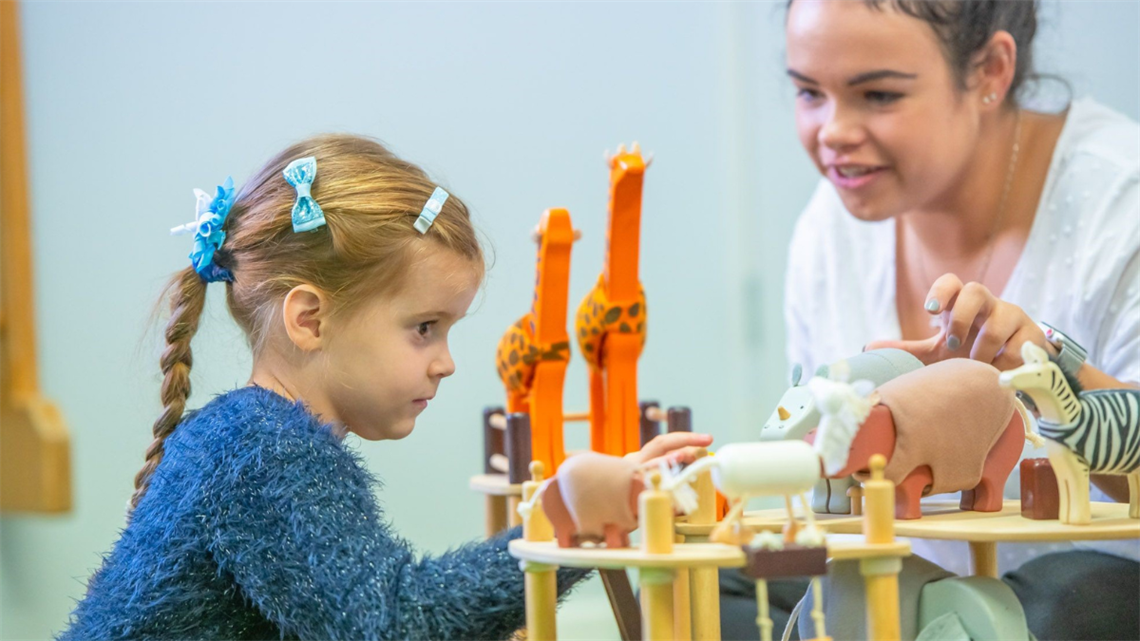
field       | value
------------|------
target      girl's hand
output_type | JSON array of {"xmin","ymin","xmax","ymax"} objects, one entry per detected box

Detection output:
[
  {"xmin": 866, "ymin": 273, "xmax": 1054, "ymax": 370},
  {"xmin": 626, "ymin": 431, "xmax": 714, "ymax": 469}
]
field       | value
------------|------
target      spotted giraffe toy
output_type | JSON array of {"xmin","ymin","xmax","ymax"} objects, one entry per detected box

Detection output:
[{"xmin": 575, "ymin": 143, "xmax": 650, "ymax": 456}]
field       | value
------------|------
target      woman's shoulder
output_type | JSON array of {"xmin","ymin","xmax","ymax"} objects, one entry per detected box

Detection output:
[{"xmin": 1053, "ymin": 98, "xmax": 1140, "ymax": 176}]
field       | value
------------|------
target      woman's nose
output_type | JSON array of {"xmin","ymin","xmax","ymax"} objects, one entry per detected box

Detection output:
[{"xmin": 818, "ymin": 106, "xmax": 866, "ymax": 151}]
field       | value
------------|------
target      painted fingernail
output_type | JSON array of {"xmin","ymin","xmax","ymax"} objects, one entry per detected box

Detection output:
[
  {"xmin": 925, "ymin": 299, "xmax": 941, "ymax": 313},
  {"xmin": 947, "ymin": 335, "xmax": 961, "ymax": 351}
]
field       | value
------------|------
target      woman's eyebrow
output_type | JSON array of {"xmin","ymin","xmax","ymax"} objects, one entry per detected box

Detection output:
[
  {"xmin": 786, "ymin": 68, "xmax": 918, "ymax": 86},
  {"xmin": 847, "ymin": 70, "xmax": 917, "ymax": 85}
]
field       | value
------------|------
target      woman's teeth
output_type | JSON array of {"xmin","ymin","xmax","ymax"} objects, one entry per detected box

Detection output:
[{"xmin": 838, "ymin": 166, "xmax": 875, "ymax": 177}]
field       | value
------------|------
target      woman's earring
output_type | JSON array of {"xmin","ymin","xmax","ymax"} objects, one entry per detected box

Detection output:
[{"xmin": 982, "ymin": 92, "xmax": 998, "ymax": 105}]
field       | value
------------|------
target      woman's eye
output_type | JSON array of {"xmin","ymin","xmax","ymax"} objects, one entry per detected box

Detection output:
[
  {"xmin": 866, "ymin": 91, "xmax": 902, "ymax": 105},
  {"xmin": 796, "ymin": 87, "xmax": 823, "ymax": 103}
]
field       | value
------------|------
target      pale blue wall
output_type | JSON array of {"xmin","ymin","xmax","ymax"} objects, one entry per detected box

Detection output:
[{"xmin": 2, "ymin": 2, "xmax": 1136, "ymax": 639}]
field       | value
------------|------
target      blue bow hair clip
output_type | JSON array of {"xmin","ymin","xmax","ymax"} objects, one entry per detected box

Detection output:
[
  {"xmin": 170, "ymin": 177, "xmax": 236, "ymax": 282},
  {"xmin": 283, "ymin": 156, "xmax": 326, "ymax": 233},
  {"xmin": 414, "ymin": 186, "xmax": 449, "ymax": 234}
]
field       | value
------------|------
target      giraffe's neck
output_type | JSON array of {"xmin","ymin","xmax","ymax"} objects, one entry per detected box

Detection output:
[{"xmin": 1030, "ymin": 368, "xmax": 1082, "ymax": 427}]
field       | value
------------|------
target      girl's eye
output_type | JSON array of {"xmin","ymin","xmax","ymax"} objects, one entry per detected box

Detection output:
[
  {"xmin": 417, "ymin": 322, "xmax": 434, "ymax": 337},
  {"xmin": 866, "ymin": 91, "xmax": 902, "ymax": 105}
]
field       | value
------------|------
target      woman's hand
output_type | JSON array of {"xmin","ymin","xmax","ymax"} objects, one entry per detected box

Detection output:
[
  {"xmin": 867, "ymin": 273, "xmax": 1053, "ymax": 370},
  {"xmin": 625, "ymin": 431, "xmax": 713, "ymax": 469}
]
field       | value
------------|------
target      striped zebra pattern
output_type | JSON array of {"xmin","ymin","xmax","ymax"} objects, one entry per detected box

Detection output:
[{"xmin": 1037, "ymin": 368, "xmax": 1140, "ymax": 474}]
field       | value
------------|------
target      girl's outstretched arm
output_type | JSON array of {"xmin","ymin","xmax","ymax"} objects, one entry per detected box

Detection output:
[{"xmin": 206, "ymin": 422, "xmax": 588, "ymax": 641}]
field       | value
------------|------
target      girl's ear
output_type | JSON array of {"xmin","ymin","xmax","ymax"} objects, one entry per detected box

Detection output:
[{"xmin": 282, "ymin": 285, "xmax": 328, "ymax": 352}]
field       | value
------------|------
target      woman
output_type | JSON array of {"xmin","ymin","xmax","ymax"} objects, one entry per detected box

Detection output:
[{"xmin": 724, "ymin": 1, "xmax": 1139, "ymax": 639}]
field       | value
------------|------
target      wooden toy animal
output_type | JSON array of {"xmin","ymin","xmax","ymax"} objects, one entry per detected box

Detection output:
[
  {"xmin": 999, "ymin": 342, "xmax": 1140, "ymax": 524},
  {"xmin": 760, "ymin": 348, "xmax": 923, "ymax": 514},
  {"xmin": 576, "ymin": 143, "xmax": 650, "ymax": 457},
  {"xmin": 810, "ymin": 359, "xmax": 1038, "ymax": 520},
  {"xmin": 667, "ymin": 441, "xmax": 824, "ymax": 546},
  {"xmin": 495, "ymin": 208, "xmax": 575, "ymax": 474},
  {"xmin": 539, "ymin": 452, "xmax": 645, "ymax": 548}
]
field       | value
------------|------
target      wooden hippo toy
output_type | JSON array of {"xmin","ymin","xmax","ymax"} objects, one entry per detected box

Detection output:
[
  {"xmin": 761, "ymin": 349, "xmax": 923, "ymax": 514},
  {"xmin": 809, "ymin": 359, "xmax": 1036, "ymax": 520},
  {"xmin": 540, "ymin": 452, "xmax": 645, "ymax": 548}
]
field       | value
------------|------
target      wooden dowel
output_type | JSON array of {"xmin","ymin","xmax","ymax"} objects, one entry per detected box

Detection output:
[{"xmin": 489, "ymin": 410, "xmax": 590, "ymax": 432}]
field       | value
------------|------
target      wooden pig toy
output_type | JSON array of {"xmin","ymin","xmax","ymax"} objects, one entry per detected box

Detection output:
[
  {"xmin": 540, "ymin": 452, "xmax": 645, "ymax": 548},
  {"xmin": 810, "ymin": 358, "xmax": 1037, "ymax": 520},
  {"xmin": 761, "ymin": 348, "xmax": 923, "ymax": 514}
]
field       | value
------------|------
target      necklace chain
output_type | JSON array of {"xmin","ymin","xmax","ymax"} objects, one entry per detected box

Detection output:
[{"xmin": 914, "ymin": 109, "xmax": 1022, "ymax": 290}]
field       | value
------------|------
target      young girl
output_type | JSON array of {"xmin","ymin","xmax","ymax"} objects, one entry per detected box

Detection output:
[{"xmin": 59, "ymin": 134, "xmax": 711, "ymax": 640}]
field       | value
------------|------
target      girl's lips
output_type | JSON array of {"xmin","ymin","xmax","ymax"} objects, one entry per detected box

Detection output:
[
  {"xmin": 828, "ymin": 165, "xmax": 886, "ymax": 191},
  {"xmin": 413, "ymin": 399, "xmax": 429, "ymax": 410}
]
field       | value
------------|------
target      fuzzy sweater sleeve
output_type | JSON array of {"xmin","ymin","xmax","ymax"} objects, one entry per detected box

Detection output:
[{"xmin": 204, "ymin": 404, "xmax": 587, "ymax": 641}]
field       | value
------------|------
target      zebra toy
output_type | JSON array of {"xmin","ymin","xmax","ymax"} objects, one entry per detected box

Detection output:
[{"xmin": 998, "ymin": 342, "xmax": 1140, "ymax": 525}]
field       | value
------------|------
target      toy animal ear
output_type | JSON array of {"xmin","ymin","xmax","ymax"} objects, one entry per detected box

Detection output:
[
  {"xmin": 1021, "ymin": 341, "xmax": 1049, "ymax": 365},
  {"xmin": 814, "ymin": 364, "xmax": 830, "ymax": 380},
  {"xmin": 791, "ymin": 363, "xmax": 803, "ymax": 386}
]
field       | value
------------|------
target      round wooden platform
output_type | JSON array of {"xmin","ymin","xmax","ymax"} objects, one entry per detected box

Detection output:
[{"xmin": 677, "ymin": 500, "xmax": 1140, "ymax": 543}]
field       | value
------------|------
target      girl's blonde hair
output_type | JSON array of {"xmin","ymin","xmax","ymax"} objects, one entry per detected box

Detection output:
[{"xmin": 132, "ymin": 134, "xmax": 483, "ymax": 509}]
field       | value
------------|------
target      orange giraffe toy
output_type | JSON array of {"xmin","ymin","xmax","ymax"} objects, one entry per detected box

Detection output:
[
  {"xmin": 495, "ymin": 208, "xmax": 576, "ymax": 474},
  {"xmin": 576, "ymin": 143, "xmax": 649, "ymax": 457}
]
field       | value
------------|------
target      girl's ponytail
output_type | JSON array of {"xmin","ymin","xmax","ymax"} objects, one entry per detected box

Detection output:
[{"xmin": 130, "ymin": 267, "xmax": 207, "ymax": 510}]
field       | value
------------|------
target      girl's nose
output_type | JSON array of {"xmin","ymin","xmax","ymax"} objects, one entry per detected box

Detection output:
[{"xmin": 431, "ymin": 348, "xmax": 456, "ymax": 379}]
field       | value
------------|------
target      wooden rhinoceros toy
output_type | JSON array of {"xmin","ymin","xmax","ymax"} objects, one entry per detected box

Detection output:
[
  {"xmin": 540, "ymin": 452, "xmax": 645, "ymax": 548},
  {"xmin": 809, "ymin": 358, "xmax": 1037, "ymax": 520},
  {"xmin": 761, "ymin": 348, "xmax": 923, "ymax": 514}
]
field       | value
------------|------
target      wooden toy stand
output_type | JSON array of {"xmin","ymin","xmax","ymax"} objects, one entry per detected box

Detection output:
[
  {"xmin": 682, "ymin": 499, "xmax": 1140, "ymax": 579},
  {"xmin": 511, "ymin": 456, "xmax": 912, "ymax": 641},
  {"xmin": 0, "ymin": 0, "xmax": 72, "ymax": 513}
]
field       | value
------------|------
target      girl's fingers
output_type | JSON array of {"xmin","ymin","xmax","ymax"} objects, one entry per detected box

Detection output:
[
  {"xmin": 924, "ymin": 273, "xmax": 965, "ymax": 315},
  {"xmin": 635, "ymin": 432, "xmax": 713, "ymax": 465}
]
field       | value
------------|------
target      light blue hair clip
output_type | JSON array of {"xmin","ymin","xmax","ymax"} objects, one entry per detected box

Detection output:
[
  {"xmin": 283, "ymin": 156, "xmax": 326, "ymax": 233},
  {"xmin": 414, "ymin": 186, "xmax": 449, "ymax": 234},
  {"xmin": 170, "ymin": 177, "xmax": 236, "ymax": 283}
]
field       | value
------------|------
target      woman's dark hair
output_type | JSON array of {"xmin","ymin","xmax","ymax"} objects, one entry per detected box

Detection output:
[{"xmin": 791, "ymin": 0, "xmax": 1041, "ymax": 104}]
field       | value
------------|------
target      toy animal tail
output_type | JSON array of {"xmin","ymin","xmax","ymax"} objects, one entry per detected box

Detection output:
[{"xmin": 1014, "ymin": 399, "xmax": 1046, "ymax": 449}]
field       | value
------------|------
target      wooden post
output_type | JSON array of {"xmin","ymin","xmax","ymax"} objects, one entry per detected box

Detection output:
[
  {"xmin": 640, "ymin": 401, "xmax": 661, "ymax": 447},
  {"xmin": 860, "ymin": 455, "xmax": 902, "ymax": 641},
  {"xmin": 666, "ymin": 407, "xmax": 692, "ymax": 433},
  {"xmin": 483, "ymin": 407, "xmax": 508, "ymax": 536},
  {"xmin": 688, "ymin": 449, "xmax": 721, "ymax": 641},
  {"xmin": 640, "ymin": 471, "xmax": 675, "ymax": 641},
  {"xmin": 523, "ymin": 461, "xmax": 557, "ymax": 641},
  {"xmin": 507, "ymin": 413, "xmax": 532, "ymax": 528},
  {"xmin": 672, "ymin": 533, "xmax": 692, "ymax": 641},
  {"xmin": 969, "ymin": 541, "xmax": 998, "ymax": 578},
  {"xmin": 0, "ymin": 0, "xmax": 72, "ymax": 513}
]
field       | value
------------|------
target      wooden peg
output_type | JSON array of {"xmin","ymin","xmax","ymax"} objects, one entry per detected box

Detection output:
[
  {"xmin": 847, "ymin": 485, "xmax": 864, "ymax": 516},
  {"xmin": 522, "ymin": 461, "xmax": 553, "ymax": 542},
  {"xmin": 864, "ymin": 454, "xmax": 894, "ymax": 545}
]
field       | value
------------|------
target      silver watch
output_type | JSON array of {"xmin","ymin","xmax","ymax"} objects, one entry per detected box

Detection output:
[{"xmin": 1038, "ymin": 322, "xmax": 1087, "ymax": 379}]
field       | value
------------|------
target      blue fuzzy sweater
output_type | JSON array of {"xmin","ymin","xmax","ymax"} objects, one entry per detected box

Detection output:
[{"xmin": 59, "ymin": 387, "xmax": 589, "ymax": 640}]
